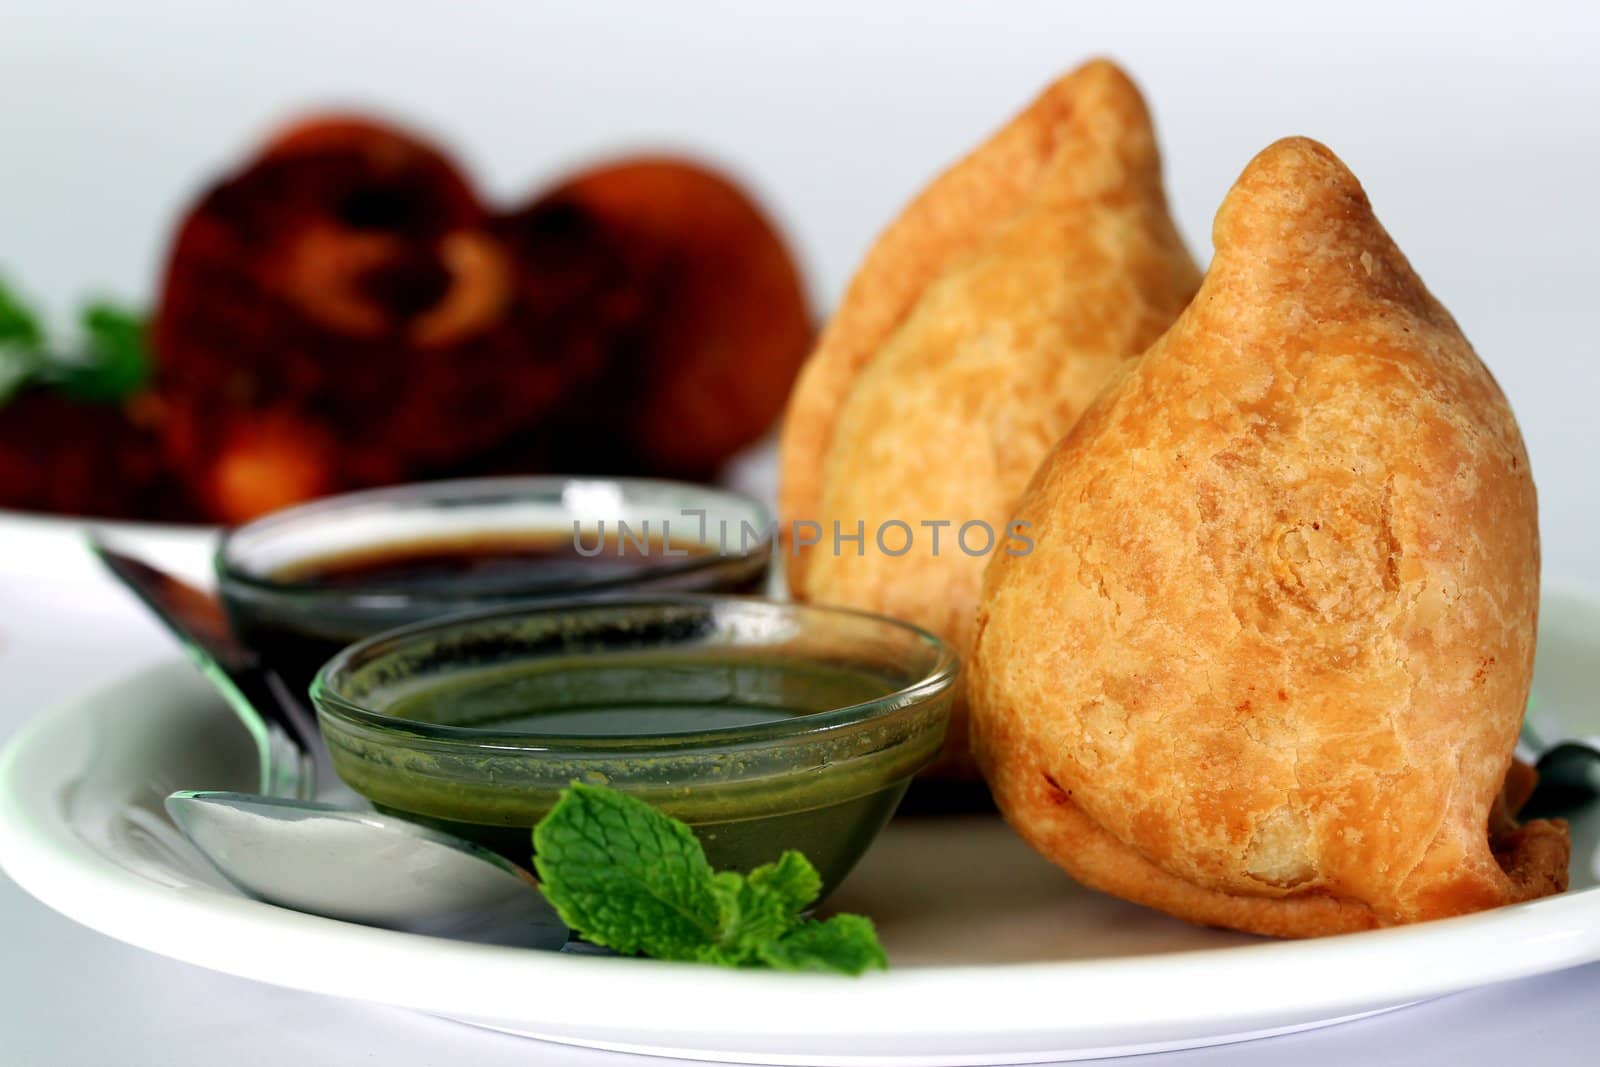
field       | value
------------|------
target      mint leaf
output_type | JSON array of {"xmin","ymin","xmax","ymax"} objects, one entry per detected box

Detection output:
[
  {"xmin": 531, "ymin": 783, "xmax": 888, "ymax": 975},
  {"xmin": 0, "ymin": 279, "xmax": 43, "ymax": 349},
  {"xmin": 0, "ymin": 280, "xmax": 149, "ymax": 406},
  {"xmin": 57, "ymin": 304, "xmax": 149, "ymax": 401},
  {"xmin": 706, "ymin": 869, "xmax": 797, "ymax": 964},
  {"xmin": 758, "ymin": 914, "xmax": 889, "ymax": 976},
  {"xmin": 532, "ymin": 782, "xmax": 723, "ymax": 961},
  {"xmin": 747, "ymin": 850, "xmax": 822, "ymax": 914},
  {"xmin": 0, "ymin": 280, "xmax": 45, "ymax": 404}
]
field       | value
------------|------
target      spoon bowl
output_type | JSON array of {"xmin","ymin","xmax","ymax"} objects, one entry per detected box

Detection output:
[{"xmin": 167, "ymin": 790, "xmax": 569, "ymax": 948}]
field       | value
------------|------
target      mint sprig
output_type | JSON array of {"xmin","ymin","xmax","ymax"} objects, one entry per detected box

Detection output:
[
  {"xmin": 532, "ymin": 783, "xmax": 888, "ymax": 975},
  {"xmin": 0, "ymin": 281, "xmax": 44, "ymax": 350},
  {"xmin": 0, "ymin": 281, "xmax": 46, "ymax": 403},
  {"xmin": 0, "ymin": 278, "xmax": 150, "ymax": 405},
  {"xmin": 63, "ymin": 304, "xmax": 150, "ymax": 401}
]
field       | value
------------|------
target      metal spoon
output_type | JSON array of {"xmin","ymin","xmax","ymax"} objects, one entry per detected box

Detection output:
[
  {"xmin": 89, "ymin": 536, "xmax": 316, "ymax": 800},
  {"xmin": 90, "ymin": 538, "xmax": 570, "ymax": 948},
  {"xmin": 166, "ymin": 791, "xmax": 568, "ymax": 948}
]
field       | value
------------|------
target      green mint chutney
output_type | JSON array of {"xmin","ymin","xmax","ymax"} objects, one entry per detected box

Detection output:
[{"xmin": 313, "ymin": 599, "xmax": 956, "ymax": 901}]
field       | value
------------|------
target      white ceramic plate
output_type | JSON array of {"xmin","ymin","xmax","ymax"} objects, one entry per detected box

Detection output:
[
  {"xmin": 0, "ymin": 507, "xmax": 217, "ymax": 588},
  {"xmin": 1, "ymin": 589, "xmax": 1598, "ymax": 1066}
]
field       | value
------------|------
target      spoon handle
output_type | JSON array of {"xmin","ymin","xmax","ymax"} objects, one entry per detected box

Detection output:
[
  {"xmin": 88, "ymin": 536, "xmax": 316, "ymax": 800},
  {"xmin": 191, "ymin": 656, "xmax": 317, "ymax": 800}
]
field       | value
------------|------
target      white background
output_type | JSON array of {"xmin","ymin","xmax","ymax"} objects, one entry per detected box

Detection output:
[
  {"xmin": 3, "ymin": 2, "xmax": 1599, "ymax": 1064},
  {"xmin": 4, "ymin": 0, "xmax": 1598, "ymax": 579}
]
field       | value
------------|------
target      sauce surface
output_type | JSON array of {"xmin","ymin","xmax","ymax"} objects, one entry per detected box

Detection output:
[
  {"xmin": 228, "ymin": 528, "xmax": 765, "ymax": 700},
  {"xmin": 381, "ymin": 653, "xmax": 897, "ymax": 736},
  {"xmin": 273, "ymin": 529, "xmax": 711, "ymax": 595}
]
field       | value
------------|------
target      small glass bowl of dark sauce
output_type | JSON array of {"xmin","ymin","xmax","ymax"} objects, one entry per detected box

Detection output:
[
  {"xmin": 215, "ymin": 477, "xmax": 773, "ymax": 697},
  {"xmin": 311, "ymin": 596, "xmax": 957, "ymax": 899}
]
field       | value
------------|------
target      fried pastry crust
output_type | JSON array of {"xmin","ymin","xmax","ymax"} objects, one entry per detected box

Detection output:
[
  {"xmin": 778, "ymin": 59, "xmax": 1200, "ymax": 775},
  {"xmin": 970, "ymin": 137, "xmax": 1568, "ymax": 935}
]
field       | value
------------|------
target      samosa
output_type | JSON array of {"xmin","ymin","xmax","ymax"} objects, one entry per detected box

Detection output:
[
  {"xmin": 970, "ymin": 137, "xmax": 1568, "ymax": 936},
  {"xmin": 779, "ymin": 59, "xmax": 1201, "ymax": 775}
]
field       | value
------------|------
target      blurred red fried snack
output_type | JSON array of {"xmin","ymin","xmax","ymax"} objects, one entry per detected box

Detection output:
[
  {"xmin": 534, "ymin": 158, "xmax": 814, "ymax": 478},
  {"xmin": 0, "ymin": 392, "xmax": 189, "ymax": 520},
  {"xmin": 153, "ymin": 116, "xmax": 564, "ymax": 523},
  {"xmin": 1, "ymin": 114, "xmax": 812, "ymax": 524}
]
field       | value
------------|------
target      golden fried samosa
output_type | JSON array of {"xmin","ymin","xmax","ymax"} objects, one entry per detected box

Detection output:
[
  {"xmin": 778, "ymin": 59, "xmax": 1201, "ymax": 775},
  {"xmin": 970, "ymin": 137, "xmax": 1568, "ymax": 936}
]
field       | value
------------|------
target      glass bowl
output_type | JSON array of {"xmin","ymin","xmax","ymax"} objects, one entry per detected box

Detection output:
[
  {"xmin": 310, "ymin": 596, "xmax": 957, "ymax": 898},
  {"xmin": 216, "ymin": 476, "xmax": 772, "ymax": 697}
]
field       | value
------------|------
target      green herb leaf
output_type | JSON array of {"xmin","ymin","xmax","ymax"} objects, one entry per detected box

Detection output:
[
  {"xmin": 0, "ymin": 279, "xmax": 46, "ymax": 405},
  {"xmin": 758, "ymin": 914, "xmax": 890, "ymax": 976},
  {"xmin": 747, "ymin": 850, "xmax": 823, "ymax": 915},
  {"xmin": 532, "ymin": 783, "xmax": 887, "ymax": 975},
  {"xmin": 56, "ymin": 304, "xmax": 150, "ymax": 401},
  {"xmin": 532, "ymin": 782, "xmax": 724, "ymax": 961},
  {"xmin": 705, "ymin": 868, "xmax": 795, "ymax": 964},
  {"xmin": 0, "ymin": 279, "xmax": 150, "ymax": 406},
  {"xmin": 0, "ymin": 279, "xmax": 44, "ymax": 349}
]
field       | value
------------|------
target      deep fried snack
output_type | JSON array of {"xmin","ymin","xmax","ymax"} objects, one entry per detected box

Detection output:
[
  {"xmin": 539, "ymin": 158, "xmax": 814, "ymax": 477},
  {"xmin": 153, "ymin": 116, "xmax": 606, "ymax": 522},
  {"xmin": 970, "ymin": 137, "xmax": 1568, "ymax": 936},
  {"xmin": 0, "ymin": 392, "xmax": 189, "ymax": 520},
  {"xmin": 778, "ymin": 60, "xmax": 1200, "ymax": 775},
  {"xmin": 154, "ymin": 128, "xmax": 810, "ymax": 522}
]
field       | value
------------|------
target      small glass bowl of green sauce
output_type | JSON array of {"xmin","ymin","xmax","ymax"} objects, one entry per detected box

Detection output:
[
  {"xmin": 310, "ymin": 596, "xmax": 957, "ymax": 899},
  {"xmin": 216, "ymin": 476, "xmax": 773, "ymax": 698}
]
